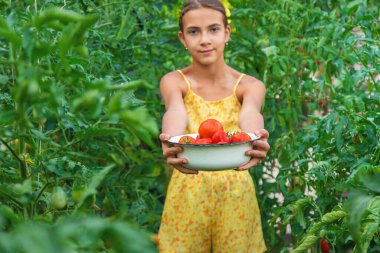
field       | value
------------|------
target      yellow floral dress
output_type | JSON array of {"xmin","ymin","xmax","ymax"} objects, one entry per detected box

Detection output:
[{"xmin": 158, "ymin": 70, "xmax": 266, "ymax": 253}]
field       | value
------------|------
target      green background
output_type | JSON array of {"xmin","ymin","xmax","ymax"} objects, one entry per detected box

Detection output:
[{"xmin": 0, "ymin": 0, "xmax": 379, "ymax": 252}]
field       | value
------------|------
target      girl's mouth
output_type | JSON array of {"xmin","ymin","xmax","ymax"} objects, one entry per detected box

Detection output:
[{"xmin": 200, "ymin": 49, "xmax": 214, "ymax": 56}]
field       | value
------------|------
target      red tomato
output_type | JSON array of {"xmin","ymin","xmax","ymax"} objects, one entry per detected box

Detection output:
[
  {"xmin": 198, "ymin": 119, "xmax": 224, "ymax": 139},
  {"xmin": 320, "ymin": 239, "xmax": 330, "ymax": 253},
  {"xmin": 230, "ymin": 132, "xmax": 251, "ymax": 143},
  {"xmin": 195, "ymin": 138, "xmax": 213, "ymax": 144},
  {"xmin": 178, "ymin": 135, "xmax": 196, "ymax": 144},
  {"xmin": 212, "ymin": 131, "xmax": 230, "ymax": 144}
]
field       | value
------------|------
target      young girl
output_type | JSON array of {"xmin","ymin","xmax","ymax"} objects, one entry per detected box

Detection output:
[{"xmin": 158, "ymin": 0, "xmax": 270, "ymax": 252}]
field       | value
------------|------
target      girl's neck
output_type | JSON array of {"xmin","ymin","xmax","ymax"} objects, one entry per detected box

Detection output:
[{"xmin": 189, "ymin": 60, "xmax": 230, "ymax": 82}]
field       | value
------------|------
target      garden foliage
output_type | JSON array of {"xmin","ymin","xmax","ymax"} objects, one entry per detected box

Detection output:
[{"xmin": 0, "ymin": 0, "xmax": 379, "ymax": 252}]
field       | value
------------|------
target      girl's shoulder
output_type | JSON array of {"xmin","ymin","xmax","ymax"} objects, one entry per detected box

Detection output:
[
  {"xmin": 236, "ymin": 73, "xmax": 266, "ymax": 100},
  {"xmin": 160, "ymin": 70, "xmax": 188, "ymax": 97},
  {"xmin": 228, "ymin": 67, "xmax": 264, "ymax": 89},
  {"xmin": 160, "ymin": 69, "xmax": 183, "ymax": 83},
  {"xmin": 239, "ymin": 74, "xmax": 265, "ymax": 88}
]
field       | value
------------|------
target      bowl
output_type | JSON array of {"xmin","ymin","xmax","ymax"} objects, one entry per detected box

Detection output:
[{"xmin": 168, "ymin": 133, "xmax": 261, "ymax": 171}]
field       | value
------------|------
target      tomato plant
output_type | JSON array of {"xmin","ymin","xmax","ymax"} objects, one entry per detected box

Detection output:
[{"xmin": 0, "ymin": 1, "xmax": 162, "ymax": 252}]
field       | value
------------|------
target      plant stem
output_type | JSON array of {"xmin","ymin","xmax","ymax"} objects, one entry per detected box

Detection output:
[
  {"xmin": 18, "ymin": 134, "xmax": 28, "ymax": 179},
  {"xmin": 353, "ymin": 112, "xmax": 379, "ymax": 130},
  {"xmin": 34, "ymin": 182, "xmax": 50, "ymax": 203},
  {"xmin": 0, "ymin": 189, "xmax": 23, "ymax": 210},
  {"xmin": 19, "ymin": 133, "xmax": 31, "ymax": 218},
  {"xmin": 0, "ymin": 138, "xmax": 23, "ymax": 164},
  {"xmin": 9, "ymin": 40, "xmax": 16, "ymax": 87}
]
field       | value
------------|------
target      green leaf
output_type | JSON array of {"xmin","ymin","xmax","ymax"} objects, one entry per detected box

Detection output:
[
  {"xmin": 0, "ymin": 74, "xmax": 9, "ymax": 86},
  {"xmin": 30, "ymin": 129, "xmax": 49, "ymax": 141},
  {"xmin": 347, "ymin": 0, "xmax": 363, "ymax": 13},
  {"xmin": 116, "ymin": 0, "xmax": 141, "ymax": 40},
  {"xmin": 77, "ymin": 127, "xmax": 121, "ymax": 139},
  {"xmin": 334, "ymin": 117, "xmax": 344, "ymax": 150},
  {"xmin": 261, "ymin": 46, "xmax": 279, "ymax": 58},
  {"xmin": 75, "ymin": 164, "xmax": 115, "ymax": 210},
  {"xmin": 354, "ymin": 96, "xmax": 366, "ymax": 112},
  {"xmin": 0, "ymin": 18, "xmax": 21, "ymax": 47},
  {"xmin": 0, "ymin": 204, "xmax": 21, "ymax": 227},
  {"xmin": 0, "ymin": 214, "xmax": 157, "ymax": 253},
  {"xmin": 120, "ymin": 107, "xmax": 159, "ymax": 137},
  {"xmin": 130, "ymin": 125, "xmax": 156, "ymax": 149},
  {"xmin": 352, "ymin": 197, "xmax": 380, "ymax": 253},
  {"xmin": 344, "ymin": 190, "xmax": 373, "ymax": 245},
  {"xmin": 106, "ymin": 80, "xmax": 153, "ymax": 92},
  {"xmin": 359, "ymin": 173, "xmax": 380, "ymax": 193}
]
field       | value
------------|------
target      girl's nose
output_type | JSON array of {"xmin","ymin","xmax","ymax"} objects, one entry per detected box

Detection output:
[{"xmin": 200, "ymin": 32, "xmax": 211, "ymax": 45}]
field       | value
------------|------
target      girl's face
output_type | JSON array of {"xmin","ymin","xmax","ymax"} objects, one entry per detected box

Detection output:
[{"xmin": 179, "ymin": 7, "xmax": 230, "ymax": 65}]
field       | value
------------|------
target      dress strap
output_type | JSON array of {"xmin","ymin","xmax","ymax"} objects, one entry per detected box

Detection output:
[
  {"xmin": 177, "ymin": 70, "xmax": 192, "ymax": 90},
  {"xmin": 232, "ymin": 73, "xmax": 245, "ymax": 95}
]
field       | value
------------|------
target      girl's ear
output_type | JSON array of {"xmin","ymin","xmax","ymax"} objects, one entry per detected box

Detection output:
[
  {"xmin": 178, "ymin": 31, "xmax": 187, "ymax": 48},
  {"xmin": 225, "ymin": 24, "xmax": 231, "ymax": 44}
]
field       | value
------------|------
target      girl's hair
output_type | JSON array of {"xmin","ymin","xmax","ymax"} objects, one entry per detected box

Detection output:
[{"xmin": 179, "ymin": 0, "xmax": 228, "ymax": 32}]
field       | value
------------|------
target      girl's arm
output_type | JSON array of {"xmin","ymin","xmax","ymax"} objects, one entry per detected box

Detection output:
[
  {"xmin": 160, "ymin": 73, "xmax": 188, "ymax": 136},
  {"xmin": 238, "ymin": 77, "xmax": 265, "ymax": 131},
  {"xmin": 159, "ymin": 73, "xmax": 198, "ymax": 174},
  {"xmin": 237, "ymin": 77, "xmax": 270, "ymax": 171}
]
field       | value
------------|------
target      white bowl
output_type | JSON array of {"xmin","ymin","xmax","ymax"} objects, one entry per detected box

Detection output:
[{"xmin": 168, "ymin": 133, "xmax": 261, "ymax": 171}]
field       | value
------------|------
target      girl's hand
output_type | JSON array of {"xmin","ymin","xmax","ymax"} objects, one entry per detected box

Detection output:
[
  {"xmin": 160, "ymin": 133, "xmax": 199, "ymax": 174},
  {"xmin": 236, "ymin": 129, "xmax": 270, "ymax": 171}
]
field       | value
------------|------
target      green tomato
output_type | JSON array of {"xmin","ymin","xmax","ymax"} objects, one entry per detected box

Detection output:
[
  {"xmin": 319, "ymin": 229, "xmax": 327, "ymax": 238},
  {"xmin": 71, "ymin": 186, "xmax": 87, "ymax": 204},
  {"xmin": 13, "ymin": 183, "xmax": 24, "ymax": 196},
  {"xmin": 51, "ymin": 186, "xmax": 67, "ymax": 209}
]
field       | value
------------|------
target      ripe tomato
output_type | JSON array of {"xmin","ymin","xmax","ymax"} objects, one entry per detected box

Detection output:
[
  {"xmin": 212, "ymin": 131, "xmax": 230, "ymax": 144},
  {"xmin": 198, "ymin": 119, "xmax": 224, "ymax": 139},
  {"xmin": 320, "ymin": 238, "xmax": 330, "ymax": 253},
  {"xmin": 195, "ymin": 138, "xmax": 213, "ymax": 144},
  {"xmin": 178, "ymin": 135, "xmax": 196, "ymax": 144},
  {"xmin": 230, "ymin": 132, "xmax": 251, "ymax": 143}
]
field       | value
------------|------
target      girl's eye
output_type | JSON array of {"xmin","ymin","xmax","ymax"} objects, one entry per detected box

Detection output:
[{"xmin": 210, "ymin": 27, "xmax": 219, "ymax": 33}]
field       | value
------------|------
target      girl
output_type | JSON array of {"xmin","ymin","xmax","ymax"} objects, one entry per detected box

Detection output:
[{"xmin": 158, "ymin": 0, "xmax": 270, "ymax": 252}]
